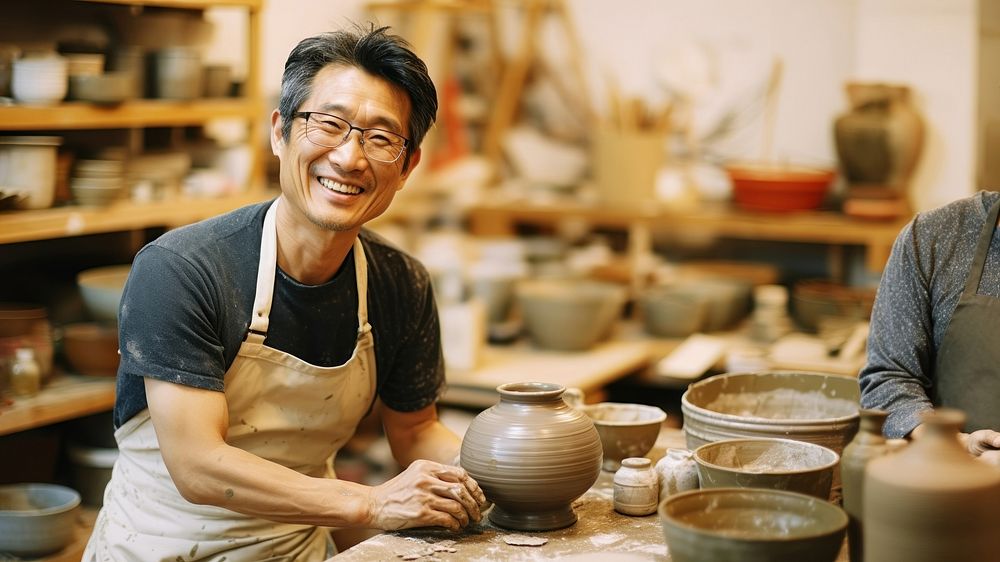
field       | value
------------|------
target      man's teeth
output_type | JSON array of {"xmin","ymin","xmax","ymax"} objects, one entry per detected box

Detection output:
[{"xmin": 318, "ymin": 177, "xmax": 362, "ymax": 194}]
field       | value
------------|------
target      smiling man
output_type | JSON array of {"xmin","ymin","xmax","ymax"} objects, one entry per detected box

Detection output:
[{"xmin": 83, "ymin": 25, "xmax": 486, "ymax": 561}]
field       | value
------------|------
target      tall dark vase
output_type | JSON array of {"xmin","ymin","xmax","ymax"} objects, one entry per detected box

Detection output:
[{"xmin": 834, "ymin": 82, "xmax": 924, "ymax": 220}]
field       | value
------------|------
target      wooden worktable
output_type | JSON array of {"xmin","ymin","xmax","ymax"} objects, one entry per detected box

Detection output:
[
  {"xmin": 332, "ymin": 428, "xmax": 689, "ymax": 561},
  {"xmin": 441, "ymin": 338, "xmax": 658, "ymax": 408}
]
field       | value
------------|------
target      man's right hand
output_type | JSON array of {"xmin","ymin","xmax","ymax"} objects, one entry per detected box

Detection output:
[{"xmin": 367, "ymin": 459, "xmax": 487, "ymax": 532}]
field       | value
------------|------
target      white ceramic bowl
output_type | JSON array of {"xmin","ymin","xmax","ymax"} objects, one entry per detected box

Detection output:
[{"xmin": 11, "ymin": 54, "xmax": 68, "ymax": 105}]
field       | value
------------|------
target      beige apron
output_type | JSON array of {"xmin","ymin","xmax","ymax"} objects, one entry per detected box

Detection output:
[{"xmin": 84, "ymin": 199, "xmax": 377, "ymax": 561}]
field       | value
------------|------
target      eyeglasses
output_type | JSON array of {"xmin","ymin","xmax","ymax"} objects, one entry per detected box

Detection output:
[{"xmin": 295, "ymin": 111, "xmax": 410, "ymax": 164}]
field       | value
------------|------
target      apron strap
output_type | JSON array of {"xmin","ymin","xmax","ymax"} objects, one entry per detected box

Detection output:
[
  {"xmin": 352, "ymin": 236, "xmax": 371, "ymax": 336},
  {"xmin": 248, "ymin": 198, "xmax": 280, "ymax": 336},
  {"xmin": 962, "ymin": 196, "xmax": 1000, "ymax": 296}
]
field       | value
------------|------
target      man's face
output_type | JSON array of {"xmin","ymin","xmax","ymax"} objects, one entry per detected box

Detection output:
[{"xmin": 270, "ymin": 63, "xmax": 421, "ymax": 233}]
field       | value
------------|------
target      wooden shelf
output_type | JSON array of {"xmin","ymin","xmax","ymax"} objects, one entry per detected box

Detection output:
[
  {"xmin": 0, "ymin": 98, "xmax": 264, "ymax": 130},
  {"xmin": 0, "ymin": 191, "xmax": 274, "ymax": 244},
  {"xmin": 0, "ymin": 375, "xmax": 116, "ymax": 437},
  {"xmin": 79, "ymin": 0, "xmax": 261, "ymax": 8},
  {"xmin": 467, "ymin": 198, "xmax": 909, "ymax": 271}
]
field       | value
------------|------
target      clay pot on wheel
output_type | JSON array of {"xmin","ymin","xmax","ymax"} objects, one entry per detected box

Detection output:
[{"xmin": 460, "ymin": 382, "xmax": 603, "ymax": 531}]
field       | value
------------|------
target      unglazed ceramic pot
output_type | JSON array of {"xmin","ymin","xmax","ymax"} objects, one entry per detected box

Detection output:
[
  {"xmin": 864, "ymin": 409, "xmax": 1000, "ymax": 562},
  {"xmin": 840, "ymin": 409, "xmax": 888, "ymax": 562},
  {"xmin": 655, "ymin": 448, "xmax": 700, "ymax": 502},
  {"xmin": 460, "ymin": 382, "xmax": 603, "ymax": 531},
  {"xmin": 613, "ymin": 457, "xmax": 659, "ymax": 516}
]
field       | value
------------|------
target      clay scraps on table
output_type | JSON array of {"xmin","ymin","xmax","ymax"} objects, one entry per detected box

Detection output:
[
  {"xmin": 394, "ymin": 538, "xmax": 458, "ymax": 559},
  {"xmin": 502, "ymin": 534, "xmax": 549, "ymax": 547}
]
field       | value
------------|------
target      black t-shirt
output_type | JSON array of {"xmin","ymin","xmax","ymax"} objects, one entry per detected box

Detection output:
[{"xmin": 113, "ymin": 199, "xmax": 445, "ymax": 428}]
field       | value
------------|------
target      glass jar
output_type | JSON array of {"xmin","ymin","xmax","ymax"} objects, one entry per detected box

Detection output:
[{"xmin": 10, "ymin": 347, "xmax": 41, "ymax": 397}]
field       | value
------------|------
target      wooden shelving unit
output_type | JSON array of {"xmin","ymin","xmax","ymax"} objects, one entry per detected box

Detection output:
[
  {"xmin": 0, "ymin": 375, "xmax": 116, "ymax": 437},
  {"xmin": 0, "ymin": 191, "xmax": 272, "ymax": 244},
  {"xmin": 0, "ymin": 8, "xmax": 266, "ymax": 558},
  {"xmin": 467, "ymin": 198, "xmax": 909, "ymax": 272},
  {"xmin": 0, "ymin": 98, "xmax": 261, "ymax": 130}
]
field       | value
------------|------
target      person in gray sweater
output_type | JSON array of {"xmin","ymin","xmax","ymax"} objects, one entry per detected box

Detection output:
[{"xmin": 860, "ymin": 190, "xmax": 1000, "ymax": 459}]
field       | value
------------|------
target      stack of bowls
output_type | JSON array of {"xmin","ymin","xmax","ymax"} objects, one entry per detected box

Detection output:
[
  {"xmin": 152, "ymin": 47, "xmax": 202, "ymax": 100},
  {"xmin": 64, "ymin": 53, "xmax": 105, "ymax": 82},
  {"xmin": 71, "ymin": 157, "xmax": 126, "ymax": 206},
  {"xmin": 11, "ymin": 52, "xmax": 68, "ymax": 105}
]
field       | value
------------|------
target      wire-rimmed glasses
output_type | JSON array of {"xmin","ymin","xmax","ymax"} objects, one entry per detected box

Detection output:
[{"xmin": 295, "ymin": 111, "xmax": 410, "ymax": 164}]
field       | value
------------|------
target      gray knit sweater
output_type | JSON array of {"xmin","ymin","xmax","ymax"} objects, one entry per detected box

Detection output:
[{"xmin": 859, "ymin": 190, "xmax": 1000, "ymax": 438}]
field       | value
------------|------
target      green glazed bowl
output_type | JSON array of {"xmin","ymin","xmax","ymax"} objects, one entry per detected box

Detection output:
[{"xmin": 659, "ymin": 487, "xmax": 847, "ymax": 562}]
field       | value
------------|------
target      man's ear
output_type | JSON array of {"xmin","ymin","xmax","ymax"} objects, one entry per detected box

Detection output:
[
  {"xmin": 269, "ymin": 109, "xmax": 284, "ymax": 157},
  {"xmin": 397, "ymin": 148, "xmax": 422, "ymax": 190}
]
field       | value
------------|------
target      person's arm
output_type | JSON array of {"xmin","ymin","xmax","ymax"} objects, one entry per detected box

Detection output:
[
  {"xmin": 381, "ymin": 402, "xmax": 461, "ymax": 466},
  {"xmin": 146, "ymin": 378, "xmax": 483, "ymax": 531},
  {"xmin": 379, "ymin": 402, "xmax": 487, "ymax": 525},
  {"xmin": 858, "ymin": 219, "xmax": 936, "ymax": 438}
]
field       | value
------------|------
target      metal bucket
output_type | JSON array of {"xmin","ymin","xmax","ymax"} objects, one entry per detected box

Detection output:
[{"xmin": 682, "ymin": 371, "xmax": 860, "ymax": 499}]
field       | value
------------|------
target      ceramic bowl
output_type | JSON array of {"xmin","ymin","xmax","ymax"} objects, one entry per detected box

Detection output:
[
  {"xmin": 77, "ymin": 264, "xmax": 131, "ymax": 322},
  {"xmin": 10, "ymin": 54, "xmax": 68, "ymax": 105},
  {"xmin": 0, "ymin": 302, "xmax": 47, "ymax": 338},
  {"xmin": 61, "ymin": 322, "xmax": 119, "ymax": 376},
  {"xmin": 658, "ymin": 487, "xmax": 847, "ymax": 562},
  {"xmin": 68, "ymin": 72, "xmax": 134, "ymax": 105},
  {"xmin": 579, "ymin": 402, "xmax": 667, "ymax": 471},
  {"xmin": 693, "ymin": 438, "xmax": 840, "ymax": 499},
  {"xmin": 637, "ymin": 286, "xmax": 709, "ymax": 338},
  {"xmin": 726, "ymin": 162, "xmax": 836, "ymax": 213},
  {"xmin": 791, "ymin": 279, "xmax": 876, "ymax": 333},
  {"xmin": 516, "ymin": 279, "xmax": 627, "ymax": 351},
  {"xmin": 681, "ymin": 371, "xmax": 860, "ymax": 456},
  {"xmin": 0, "ymin": 483, "xmax": 81, "ymax": 557}
]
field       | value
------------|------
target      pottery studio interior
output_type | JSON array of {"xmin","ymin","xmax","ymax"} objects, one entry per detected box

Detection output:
[{"xmin": 3, "ymin": 0, "xmax": 1000, "ymax": 561}]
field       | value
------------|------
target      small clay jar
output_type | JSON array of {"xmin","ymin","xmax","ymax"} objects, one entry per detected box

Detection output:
[
  {"xmin": 655, "ymin": 448, "xmax": 700, "ymax": 502},
  {"xmin": 461, "ymin": 382, "xmax": 603, "ymax": 531},
  {"xmin": 841, "ymin": 408, "xmax": 889, "ymax": 562},
  {"xmin": 613, "ymin": 457, "xmax": 659, "ymax": 516},
  {"xmin": 864, "ymin": 409, "xmax": 1000, "ymax": 562}
]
